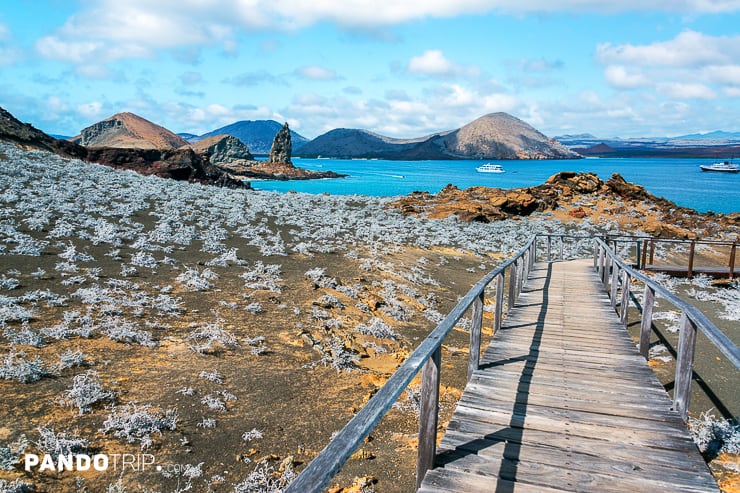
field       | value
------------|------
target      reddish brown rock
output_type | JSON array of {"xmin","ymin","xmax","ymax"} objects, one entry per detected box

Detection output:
[
  {"xmin": 390, "ymin": 171, "xmax": 737, "ymax": 240},
  {"xmin": 569, "ymin": 207, "xmax": 588, "ymax": 219}
]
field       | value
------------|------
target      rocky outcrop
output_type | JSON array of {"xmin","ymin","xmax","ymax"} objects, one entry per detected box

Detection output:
[
  {"xmin": 82, "ymin": 147, "xmax": 248, "ymax": 188},
  {"xmin": 196, "ymin": 120, "xmax": 309, "ymax": 154},
  {"xmin": 0, "ymin": 106, "xmax": 247, "ymax": 188},
  {"xmin": 70, "ymin": 112, "xmax": 189, "ymax": 149},
  {"xmin": 391, "ymin": 171, "xmax": 731, "ymax": 238},
  {"xmin": 226, "ymin": 122, "xmax": 346, "ymax": 181},
  {"xmin": 189, "ymin": 134, "xmax": 257, "ymax": 174},
  {"xmin": 267, "ymin": 122, "xmax": 293, "ymax": 165}
]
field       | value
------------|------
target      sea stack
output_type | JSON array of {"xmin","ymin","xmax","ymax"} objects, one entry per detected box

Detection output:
[{"xmin": 267, "ymin": 122, "xmax": 293, "ymax": 166}]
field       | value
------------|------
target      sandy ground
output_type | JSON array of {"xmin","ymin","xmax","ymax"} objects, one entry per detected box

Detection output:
[{"xmin": 0, "ymin": 144, "xmax": 738, "ymax": 492}]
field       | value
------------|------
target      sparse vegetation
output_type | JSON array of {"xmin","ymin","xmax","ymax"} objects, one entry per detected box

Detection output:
[{"xmin": 0, "ymin": 142, "xmax": 735, "ymax": 492}]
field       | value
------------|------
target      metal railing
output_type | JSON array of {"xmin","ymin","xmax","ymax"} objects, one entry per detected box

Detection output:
[{"xmin": 285, "ymin": 236, "xmax": 537, "ymax": 492}]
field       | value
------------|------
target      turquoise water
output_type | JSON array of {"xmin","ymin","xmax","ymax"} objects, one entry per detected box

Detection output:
[{"xmin": 252, "ymin": 158, "xmax": 740, "ymax": 214}]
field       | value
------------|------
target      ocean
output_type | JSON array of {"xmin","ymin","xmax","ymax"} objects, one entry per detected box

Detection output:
[{"xmin": 251, "ymin": 157, "xmax": 740, "ymax": 214}]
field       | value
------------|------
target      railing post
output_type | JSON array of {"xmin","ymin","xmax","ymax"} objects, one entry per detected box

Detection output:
[
  {"xmin": 639, "ymin": 284, "xmax": 655, "ymax": 359},
  {"xmin": 416, "ymin": 347, "xmax": 441, "ymax": 489},
  {"xmin": 518, "ymin": 251, "xmax": 528, "ymax": 296},
  {"xmin": 620, "ymin": 270, "xmax": 630, "ymax": 328},
  {"xmin": 649, "ymin": 239, "xmax": 655, "ymax": 266},
  {"xmin": 687, "ymin": 240, "xmax": 696, "ymax": 278},
  {"xmin": 593, "ymin": 240, "xmax": 599, "ymax": 270},
  {"xmin": 635, "ymin": 240, "xmax": 642, "ymax": 269},
  {"xmin": 529, "ymin": 241, "xmax": 536, "ymax": 275},
  {"xmin": 547, "ymin": 236, "xmax": 552, "ymax": 261},
  {"xmin": 610, "ymin": 264, "xmax": 619, "ymax": 309},
  {"xmin": 673, "ymin": 312, "xmax": 698, "ymax": 422},
  {"xmin": 729, "ymin": 243, "xmax": 736, "ymax": 280},
  {"xmin": 598, "ymin": 245, "xmax": 605, "ymax": 279},
  {"xmin": 508, "ymin": 260, "xmax": 518, "ymax": 309},
  {"xmin": 602, "ymin": 252, "xmax": 611, "ymax": 286},
  {"xmin": 559, "ymin": 235, "xmax": 564, "ymax": 260},
  {"xmin": 641, "ymin": 239, "xmax": 648, "ymax": 269},
  {"xmin": 467, "ymin": 292, "xmax": 484, "ymax": 382},
  {"xmin": 494, "ymin": 273, "xmax": 504, "ymax": 334}
]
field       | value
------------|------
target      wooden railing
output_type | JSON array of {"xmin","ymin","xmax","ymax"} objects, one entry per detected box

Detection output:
[
  {"xmin": 639, "ymin": 237, "xmax": 738, "ymax": 279},
  {"xmin": 284, "ymin": 237, "xmax": 537, "ymax": 493},
  {"xmin": 286, "ymin": 234, "xmax": 739, "ymax": 492},
  {"xmin": 593, "ymin": 238, "xmax": 740, "ymax": 421}
]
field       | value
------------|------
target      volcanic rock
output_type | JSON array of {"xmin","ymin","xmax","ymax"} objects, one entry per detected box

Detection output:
[
  {"xmin": 189, "ymin": 134, "xmax": 257, "ymax": 173},
  {"xmin": 234, "ymin": 122, "xmax": 346, "ymax": 181},
  {"xmin": 70, "ymin": 112, "xmax": 189, "ymax": 149},
  {"xmin": 0, "ymin": 106, "xmax": 247, "ymax": 188},
  {"xmin": 267, "ymin": 122, "xmax": 293, "ymax": 165},
  {"xmin": 390, "ymin": 171, "xmax": 734, "ymax": 238}
]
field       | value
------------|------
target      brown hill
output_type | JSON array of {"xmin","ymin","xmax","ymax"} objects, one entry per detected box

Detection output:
[
  {"xmin": 70, "ymin": 112, "xmax": 189, "ymax": 149},
  {"xmin": 297, "ymin": 112, "xmax": 579, "ymax": 160},
  {"xmin": 0, "ymin": 106, "xmax": 246, "ymax": 188},
  {"xmin": 437, "ymin": 113, "xmax": 578, "ymax": 160}
]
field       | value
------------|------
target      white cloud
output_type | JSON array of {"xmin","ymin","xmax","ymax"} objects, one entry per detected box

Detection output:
[
  {"xmin": 705, "ymin": 64, "xmax": 740, "ymax": 85},
  {"xmin": 32, "ymin": 2, "xmax": 740, "ymax": 68},
  {"xmin": 407, "ymin": 50, "xmax": 479, "ymax": 78},
  {"xmin": 295, "ymin": 65, "xmax": 338, "ymax": 80},
  {"xmin": 657, "ymin": 82, "xmax": 716, "ymax": 99},
  {"xmin": 597, "ymin": 30, "xmax": 740, "ymax": 108},
  {"xmin": 408, "ymin": 50, "xmax": 456, "ymax": 76},
  {"xmin": 603, "ymin": 65, "xmax": 652, "ymax": 90},
  {"xmin": 76, "ymin": 101, "xmax": 105, "ymax": 119},
  {"xmin": 596, "ymin": 30, "xmax": 737, "ymax": 67}
]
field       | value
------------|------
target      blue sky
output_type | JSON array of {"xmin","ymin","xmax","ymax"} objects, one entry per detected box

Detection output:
[{"xmin": 1, "ymin": 1, "xmax": 739, "ymax": 140}]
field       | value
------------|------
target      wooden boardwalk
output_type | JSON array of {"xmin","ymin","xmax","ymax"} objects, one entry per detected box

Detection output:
[{"xmin": 419, "ymin": 259, "xmax": 719, "ymax": 492}]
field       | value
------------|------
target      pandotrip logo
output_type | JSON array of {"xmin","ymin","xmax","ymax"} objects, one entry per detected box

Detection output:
[{"xmin": 25, "ymin": 453, "xmax": 156, "ymax": 473}]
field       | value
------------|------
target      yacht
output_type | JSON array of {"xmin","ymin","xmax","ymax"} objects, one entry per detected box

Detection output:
[
  {"xmin": 700, "ymin": 161, "xmax": 739, "ymax": 173},
  {"xmin": 476, "ymin": 163, "xmax": 505, "ymax": 173}
]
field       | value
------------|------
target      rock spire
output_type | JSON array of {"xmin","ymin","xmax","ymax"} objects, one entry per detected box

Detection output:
[{"xmin": 267, "ymin": 122, "xmax": 292, "ymax": 165}]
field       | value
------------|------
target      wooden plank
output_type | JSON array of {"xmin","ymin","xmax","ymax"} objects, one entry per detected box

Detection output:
[
  {"xmin": 419, "ymin": 259, "xmax": 718, "ymax": 492},
  {"xmin": 420, "ymin": 467, "xmax": 572, "ymax": 493},
  {"xmin": 438, "ymin": 426, "xmax": 705, "ymax": 471},
  {"xmin": 452, "ymin": 397, "xmax": 691, "ymax": 440},
  {"xmin": 470, "ymin": 366, "xmax": 669, "ymax": 396},
  {"xmin": 433, "ymin": 445, "xmax": 718, "ymax": 493}
]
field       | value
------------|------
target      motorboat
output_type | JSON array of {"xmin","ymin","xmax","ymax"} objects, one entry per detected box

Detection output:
[
  {"xmin": 476, "ymin": 163, "xmax": 505, "ymax": 173},
  {"xmin": 700, "ymin": 161, "xmax": 739, "ymax": 173}
]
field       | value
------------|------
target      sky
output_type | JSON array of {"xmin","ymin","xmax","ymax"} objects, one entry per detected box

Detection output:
[{"xmin": 1, "ymin": 1, "xmax": 739, "ymax": 140}]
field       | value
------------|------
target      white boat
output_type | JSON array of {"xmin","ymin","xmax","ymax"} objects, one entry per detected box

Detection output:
[
  {"xmin": 700, "ymin": 161, "xmax": 739, "ymax": 173},
  {"xmin": 476, "ymin": 163, "xmax": 505, "ymax": 173}
]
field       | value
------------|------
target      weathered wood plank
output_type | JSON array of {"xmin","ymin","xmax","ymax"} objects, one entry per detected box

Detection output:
[
  {"xmin": 419, "ymin": 259, "xmax": 718, "ymax": 492},
  {"xmin": 434, "ymin": 446, "xmax": 718, "ymax": 493},
  {"xmin": 437, "ymin": 426, "xmax": 706, "ymax": 471}
]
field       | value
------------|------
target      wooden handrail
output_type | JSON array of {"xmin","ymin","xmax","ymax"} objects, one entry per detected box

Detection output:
[
  {"xmin": 286, "ymin": 233, "xmax": 737, "ymax": 491},
  {"xmin": 285, "ymin": 236, "xmax": 537, "ymax": 493},
  {"xmin": 593, "ymin": 238, "xmax": 740, "ymax": 421}
]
